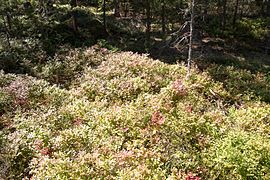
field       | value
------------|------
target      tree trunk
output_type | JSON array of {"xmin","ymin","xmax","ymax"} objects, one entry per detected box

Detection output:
[
  {"xmin": 146, "ymin": 0, "xmax": 151, "ymax": 47},
  {"xmin": 161, "ymin": 0, "xmax": 166, "ymax": 36},
  {"xmin": 6, "ymin": 12, "xmax": 12, "ymax": 31},
  {"xmin": 179, "ymin": 0, "xmax": 183, "ymax": 24},
  {"xmin": 2, "ymin": 15, "xmax": 11, "ymax": 49},
  {"xmin": 123, "ymin": 1, "xmax": 129, "ymax": 17},
  {"xmin": 103, "ymin": 0, "xmax": 106, "ymax": 30},
  {"xmin": 202, "ymin": 0, "xmax": 208, "ymax": 23},
  {"xmin": 267, "ymin": 1, "xmax": 270, "ymax": 16},
  {"xmin": 217, "ymin": 0, "xmax": 222, "ymax": 27},
  {"xmin": 71, "ymin": 0, "xmax": 78, "ymax": 32},
  {"xmin": 187, "ymin": 0, "xmax": 194, "ymax": 77},
  {"xmin": 233, "ymin": 0, "xmax": 239, "ymax": 27},
  {"xmin": 114, "ymin": 0, "xmax": 120, "ymax": 17},
  {"xmin": 261, "ymin": 1, "xmax": 265, "ymax": 16},
  {"xmin": 222, "ymin": 0, "xmax": 227, "ymax": 30}
]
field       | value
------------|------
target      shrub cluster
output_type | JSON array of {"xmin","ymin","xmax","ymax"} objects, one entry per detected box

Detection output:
[{"xmin": 0, "ymin": 48, "xmax": 270, "ymax": 179}]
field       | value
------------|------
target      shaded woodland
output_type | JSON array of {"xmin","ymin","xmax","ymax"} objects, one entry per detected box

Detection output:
[{"xmin": 0, "ymin": 0, "xmax": 269, "ymax": 71}]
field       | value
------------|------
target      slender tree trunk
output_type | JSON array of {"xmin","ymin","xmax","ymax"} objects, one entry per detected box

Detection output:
[
  {"xmin": 179, "ymin": 0, "xmax": 183, "ymax": 24},
  {"xmin": 222, "ymin": 0, "xmax": 227, "ymax": 30},
  {"xmin": 187, "ymin": 0, "xmax": 194, "ymax": 77},
  {"xmin": 233, "ymin": 0, "xmax": 239, "ymax": 27},
  {"xmin": 6, "ymin": 12, "xmax": 12, "ymax": 31},
  {"xmin": 2, "ymin": 15, "xmax": 11, "ymax": 49},
  {"xmin": 239, "ymin": 0, "xmax": 243, "ymax": 19},
  {"xmin": 114, "ymin": 0, "xmax": 120, "ymax": 17},
  {"xmin": 267, "ymin": 1, "xmax": 270, "ymax": 16},
  {"xmin": 103, "ymin": 0, "xmax": 106, "ymax": 30},
  {"xmin": 71, "ymin": 0, "xmax": 78, "ymax": 32},
  {"xmin": 124, "ymin": 1, "xmax": 129, "ymax": 17},
  {"xmin": 161, "ymin": 0, "xmax": 166, "ymax": 36},
  {"xmin": 261, "ymin": 1, "xmax": 265, "ymax": 16},
  {"xmin": 202, "ymin": 0, "xmax": 208, "ymax": 23},
  {"xmin": 217, "ymin": 0, "xmax": 221, "ymax": 25},
  {"xmin": 146, "ymin": 0, "xmax": 151, "ymax": 47}
]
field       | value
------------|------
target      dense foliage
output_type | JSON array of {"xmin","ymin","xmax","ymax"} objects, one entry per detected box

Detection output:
[
  {"xmin": 0, "ymin": 47, "xmax": 270, "ymax": 179},
  {"xmin": 0, "ymin": 0, "xmax": 270, "ymax": 179}
]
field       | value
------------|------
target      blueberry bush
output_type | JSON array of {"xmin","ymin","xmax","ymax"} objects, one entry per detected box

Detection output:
[{"xmin": 0, "ymin": 47, "xmax": 270, "ymax": 179}]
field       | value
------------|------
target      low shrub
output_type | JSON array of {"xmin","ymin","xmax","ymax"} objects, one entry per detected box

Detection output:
[{"xmin": 1, "ymin": 49, "xmax": 270, "ymax": 179}]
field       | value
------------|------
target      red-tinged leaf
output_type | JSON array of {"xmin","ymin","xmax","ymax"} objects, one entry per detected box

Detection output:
[
  {"xmin": 172, "ymin": 79, "xmax": 187, "ymax": 96},
  {"xmin": 151, "ymin": 111, "xmax": 165, "ymax": 126},
  {"xmin": 185, "ymin": 172, "xmax": 201, "ymax": 180},
  {"xmin": 40, "ymin": 147, "xmax": 51, "ymax": 156},
  {"xmin": 73, "ymin": 118, "xmax": 83, "ymax": 126},
  {"xmin": 34, "ymin": 140, "xmax": 43, "ymax": 150},
  {"xmin": 121, "ymin": 127, "xmax": 129, "ymax": 132},
  {"xmin": 186, "ymin": 105, "xmax": 193, "ymax": 113}
]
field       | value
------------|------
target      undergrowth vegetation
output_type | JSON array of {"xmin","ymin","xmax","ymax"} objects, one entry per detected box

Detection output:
[{"xmin": 0, "ymin": 47, "xmax": 270, "ymax": 179}]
